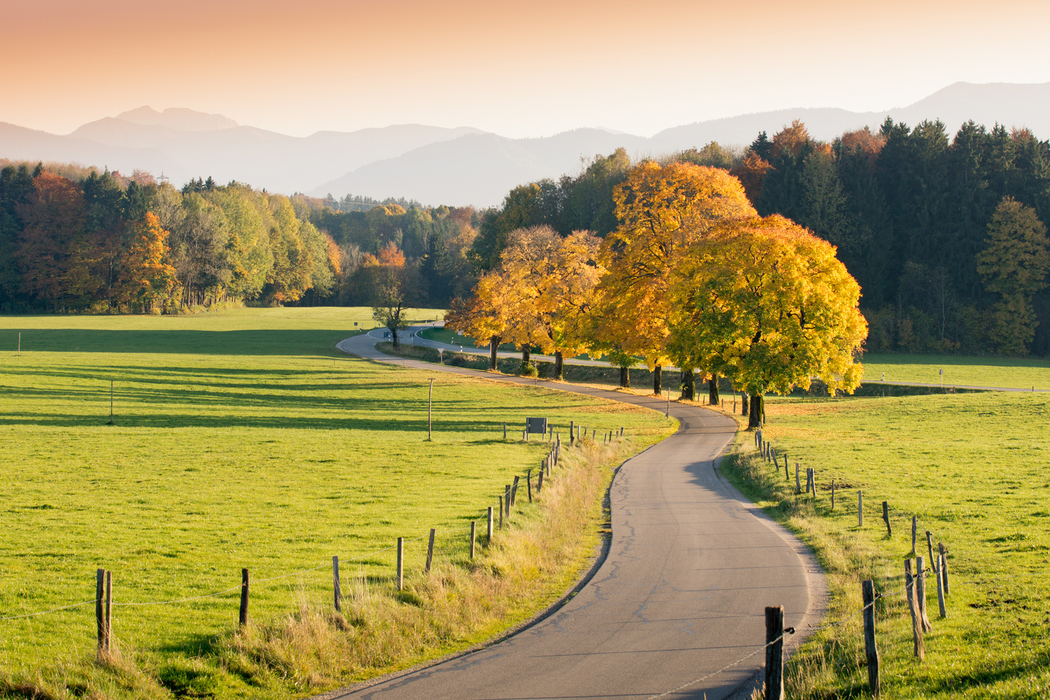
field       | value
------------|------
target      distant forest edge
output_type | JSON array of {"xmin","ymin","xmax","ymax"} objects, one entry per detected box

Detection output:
[{"xmin": 2, "ymin": 115, "xmax": 1049, "ymax": 357}]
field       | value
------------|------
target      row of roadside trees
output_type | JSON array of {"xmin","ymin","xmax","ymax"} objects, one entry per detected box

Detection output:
[{"xmin": 447, "ymin": 162, "xmax": 868, "ymax": 428}]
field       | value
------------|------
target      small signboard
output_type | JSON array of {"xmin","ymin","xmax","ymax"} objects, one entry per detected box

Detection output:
[{"xmin": 526, "ymin": 417, "xmax": 548, "ymax": 434}]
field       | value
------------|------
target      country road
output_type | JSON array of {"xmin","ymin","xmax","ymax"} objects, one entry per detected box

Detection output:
[{"xmin": 326, "ymin": 329, "xmax": 826, "ymax": 700}]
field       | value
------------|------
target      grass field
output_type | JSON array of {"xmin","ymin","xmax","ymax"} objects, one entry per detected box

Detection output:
[
  {"xmin": 862, "ymin": 353, "xmax": 1050, "ymax": 390},
  {"xmin": 719, "ymin": 391, "xmax": 1050, "ymax": 698},
  {"xmin": 0, "ymin": 308, "xmax": 673, "ymax": 699}
]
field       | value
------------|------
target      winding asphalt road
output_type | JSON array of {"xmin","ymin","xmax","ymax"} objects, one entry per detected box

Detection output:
[{"xmin": 326, "ymin": 329, "xmax": 825, "ymax": 700}]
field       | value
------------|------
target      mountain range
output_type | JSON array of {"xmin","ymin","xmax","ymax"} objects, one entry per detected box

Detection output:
[{"xmin": 2, "ymin": 82, "xmax": 1048, "ymax": 208}]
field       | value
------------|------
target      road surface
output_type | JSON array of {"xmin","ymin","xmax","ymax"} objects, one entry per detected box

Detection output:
[{"xmin": 325, "ymin": 329, "xmax": 825, "ymax": 700}]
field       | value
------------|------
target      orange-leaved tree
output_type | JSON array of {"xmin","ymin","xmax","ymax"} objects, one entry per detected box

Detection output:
[
  {"xmin": 669, "ymin": 215, "xmax": 867, "ymax": 428},
  {"xmin": 114, "ymin": 212, "xmax": 178, "ymax": 312},
  {"xmin": 594, "ymin": 161, "xmax": 757, "ymax": 395}
]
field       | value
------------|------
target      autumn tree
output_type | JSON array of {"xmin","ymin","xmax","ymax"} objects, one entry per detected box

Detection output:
[
  {"xmin": 365, "ymin": 243, "xmax": 419, "ymax": 348},
  {"xmin": 670, "ymin": 215, "xmax": 867, "ymax": 428},
  {"xmin": 595, "ymin": 161, "xmax": 757, "ymax": 394},
  {"xmin": 976, "ymin": 197, "xmax": 1050, "ymax": 354},
  {"xmin": 16, "ymin": 171, "xmax": 86, "ymax": 307},
  {"xmin": 114, "ymin": 212, "xmax": 178, "ymax": 312}
]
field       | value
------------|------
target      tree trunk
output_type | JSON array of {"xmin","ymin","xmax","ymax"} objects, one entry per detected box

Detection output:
[
  {"xmin": 620, "ymin": 366, "xmax": 630, "ymax": 388},
  {"xmin": 520, "ymin": 345, "xmax": 532, "ymax": 375},
  {"xmin": 653, "ymin": 364, "xmax": 662, "ymax": 396},
  {"xmin": 748, "ymin": 394, "xmax": 764, "ymax": 429},
  {"xmin": 680, "ymin": 369, "xmax": 695, "ymax": 400},
  {"xmin": 554, "ymin": 351, "xmax": 564, "ymax": 381},
  {"xmin": 708, "ymin": 375, "xmax": 720, "ymax": 405},
  {"xmin": 489, "ymin": 336, "xmax": 500, "ymax": 371},
  {"xmin": 391, "ymin": 326, "xmax": 400, "ymax": 350},
  {"xmin": 741, "ymin": 391, "xmax": 749, "ymax": 417}
]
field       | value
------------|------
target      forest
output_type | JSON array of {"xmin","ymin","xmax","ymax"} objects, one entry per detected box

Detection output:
[{"xmin": 1, "ymin": 114, "xmax": 1048, "ymax": 357}]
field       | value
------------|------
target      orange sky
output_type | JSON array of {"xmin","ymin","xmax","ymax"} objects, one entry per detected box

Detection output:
[{"xmin": 4, "ymin": 0, "xmax": 1050, "ymax": 137}]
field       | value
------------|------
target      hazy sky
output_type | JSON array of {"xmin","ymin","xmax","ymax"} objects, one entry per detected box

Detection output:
[{"xmin": 5, "ymin": 0, "xmax": 1049, "ymax": 138}]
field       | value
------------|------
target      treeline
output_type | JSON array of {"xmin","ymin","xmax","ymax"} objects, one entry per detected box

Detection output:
[
  {"xmin": 0, "ymin": 163, "xmax": 479, "ymax": 313},
  {"xmin": 468, "ymin": 121, "xmax": 1050, "ymax": 357}
]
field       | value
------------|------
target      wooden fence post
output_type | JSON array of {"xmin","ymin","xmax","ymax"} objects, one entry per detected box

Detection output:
[
  {"xmin": 936, "ymin": 553, "xmax": 947, "ymax": 618},
  {"xmin": 938, "ymin": 543, "xmax": 950, "ymax": 596},
  {"xmin": 911, "ymin": 515, "xmax": 918, "ymax": 555},
  {"xmin": 882, "ymin": 501, "xmax": 891, "ymax": 537},
  {"xmin": 764, "ymin": 606, "xmax": 784, "ymax": 700},
  {"xmin": 425, "ymin": 528, "xmax": 436, "ymax": 574},
  {"xmin": 570, "ymin": 420, "xmax": 575, "ymax": 445},
  {"xmin": 527, "ymin": 469, "xmax": 533, "ymax": 503},
  {"xmin": 511, "ymin": 476, "xmax": 520, "ymax": 507},
  {"xmin": 396, "ymin": 538, "xmax": 404, "ymax": 591},
  {"xmin": 239, "ymin": 568, "xmax": 249, "ymax": 627},
  {"xmin": 916, "ymin": 555, "xmax": 931, "ymax": 632},
  {"xmin": 505, "ymin": 484, "xmax": 512, "ymax": 512},
  {"xmin": 926, "ymin": 531, "xmax": 936, "ymax": 574},
  {"xmin": 862, "ymin": 579, "xmax": 880, "ymax": 696},
  {"xmin": 795, "ymin": 464, "xmax": 801, "ymax": 494},
  {"xmin": 333, "ymin": 556, "xmax": 342, "ymax": 613},
  {"xmin": 105, "ymin": 571, "xmax": 112, "ymax": 650},
  {"xmin": 96, "ymin": 568, "xmax": 106, "ymax": 655},
  {"xmin": 503, "ymin": 422, "xmax": 506, "ymax": 440},
  {"xmin": 538, "ymin": 470, "xmax": 544, "ymax": 494},
  {"xmin": 498, "ymin": 496, "xmax": 504, "ymax": 530},
  {"xmin": 486, "ymin": 506, "xmax": 493, "ymax": 543},
  {"xmin": 470, "ymin": 521, "xmax": 477, "ymax": 559},
  {"xmin": 904, "ymin": 559, "xmax": 925, "ymax": 660}
]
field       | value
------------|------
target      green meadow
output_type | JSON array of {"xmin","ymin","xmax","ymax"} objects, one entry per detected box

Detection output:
[
  {"xmin": 0, "ymin": 308, "xmax": 673, "ymax": 698},
  {"xmin": 721, "ymin": 390, "xmax": 1050, "ymax": 698},
  {"xmin": 861, "ymin": 353, "xmax": 1050, "ymax": 391}
]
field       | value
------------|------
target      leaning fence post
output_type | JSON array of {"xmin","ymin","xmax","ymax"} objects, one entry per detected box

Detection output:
[
  {"xmin": 926, "ymin": 531, "xmax": 936, "ymax": 574},
  {"xmin": 916, "ymin": 555, "xmax": 931, "ymax": 632},
  {"xmin": 862, "ymin": 579, "xmax": 880, "ymax": 696},
  {"xmin": 764, "ymin": 606, "xmax": 785, "ymax": 700},
  {"xmin": 425, "ymin": 528, "xmax": 436, "ymax": 574},
  {"xmin": 239, "ymin": 568, "xmax": 250, "ymax": 627},
  {"xmin": 333, "ymin": 556, "xmax": 342, "ymax": 613},
  {"xmin": 905, "ymin": 559, "xmax": 925, "ymax": 660},
  {"xmin": 882, "ymin": 501, "xmax": 891, "ymax": 536}
]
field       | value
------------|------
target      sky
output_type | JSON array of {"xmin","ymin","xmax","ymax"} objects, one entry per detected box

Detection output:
[{"xmin": 4, "ymin": 0, "xmax": 1050, "ymax": 138}]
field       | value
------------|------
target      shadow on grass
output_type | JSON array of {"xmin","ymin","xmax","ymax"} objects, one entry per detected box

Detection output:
[{"xmin": 0, "ymin": 329, "xmax": 357, "ymax": 356}]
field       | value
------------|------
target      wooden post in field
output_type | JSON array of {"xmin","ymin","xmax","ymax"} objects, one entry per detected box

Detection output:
[
  {"xmin": 333, "ymin": 556, "xmax": 342, "ymax": 613},
  {"xmin": 428, "ymin": 378, "xmax": 433, "ymax": 441},
  {"xmin": 96, "ymin": 568, "xmax": 111, "ymax": 656},
  {"xmin": 503, "ymin": 422, "xmax": 507, "ymax": 440},
  {"xmin": 486, "ymin": 506, "xmax": 493, "ymax": 543},
  {"xmin": 926, "ymin": 531, "xmax": 936, "ymax": 574},
  {"xmin": 570, "ymin": 420, "xmax": 575, "ymax": 445},
  {"xmin": 505, "ymin": 484, "xmax": 512, "ymax": 512},
  {"xmin": 904, "ymin": 559, "xmax": 925, "ymax": 660},
  {"xmin": 511, "ymin": 477, "xmax": 520, "ymax": 507},
  {"xmin": 858, "ymin": 491, "xmax": 863, "ymax": 528},
  {"xmin": 239, "ymin": 568, "xmax": 250, "ymax": 627},
  {"xmin": 498, "ymin": 496, "xmax": 504, "ymax": 530},
  {"xmin": 916, "ymin": 555, "xmax": 931, "ymax": 632},
  {"xmin": 882, "ymin": 501, "xmax": 891, "ymax": 537},
  {"xmin": 537, "ymin": 469, "xmax": 544, "ymax": 494},
  {"xmin": 396, "ymin": 538, "xmax": 404, "ymax": 591},
  {"xmin": 911, "ymin": 515, "xmax": 918, "ymax": 555},
  {"xmin": 795, "ymin": 464, "xmax": 801, "ymax": 494},
  {"xmin": 862, "ymin": 580, "xmax": 880, "ymax": 696},
  {"xmin": 936, "ymin": 553, "xmax": 947, "ymax": 618},
  {"xmin": 425, "ymin": 528, "xmax": 436, "ymax": 574},
  {"xmin": 939, "ymin": 543, "xmax": 950, "ymax": 596},
  {"xmin": 764, "ymin": 606, "xmax": 784, "ymax": 700},
  {"xmin": 784, "ymin": 458, "xmax": 790, "ymax": 481},
  {"xmin": 527, "ymin": 469, "xmax": 533, "ymax": 503}
]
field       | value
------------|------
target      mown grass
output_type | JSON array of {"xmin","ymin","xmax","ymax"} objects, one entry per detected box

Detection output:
[
  {"xmin": 715, "ymin": 391, "xmax": 1050, "ymax": 699},
  {"xmin": 0, "ymin": 308, "xmax": 673, "ymax": 699}
]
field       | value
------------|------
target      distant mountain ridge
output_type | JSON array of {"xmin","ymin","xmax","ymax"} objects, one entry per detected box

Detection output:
[{"xmin": 2, "ymin": 83, "xmax": 1048, "ymax": 207}]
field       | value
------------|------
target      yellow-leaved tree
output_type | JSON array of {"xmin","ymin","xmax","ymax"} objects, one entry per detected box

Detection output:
[
  {"xmin": 669, "ymin": 215, "xmax": 867, "ymax": 428},
  {"xmin": 594, "ymin": 161, "xmax": 757, "ymax": 396}
]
